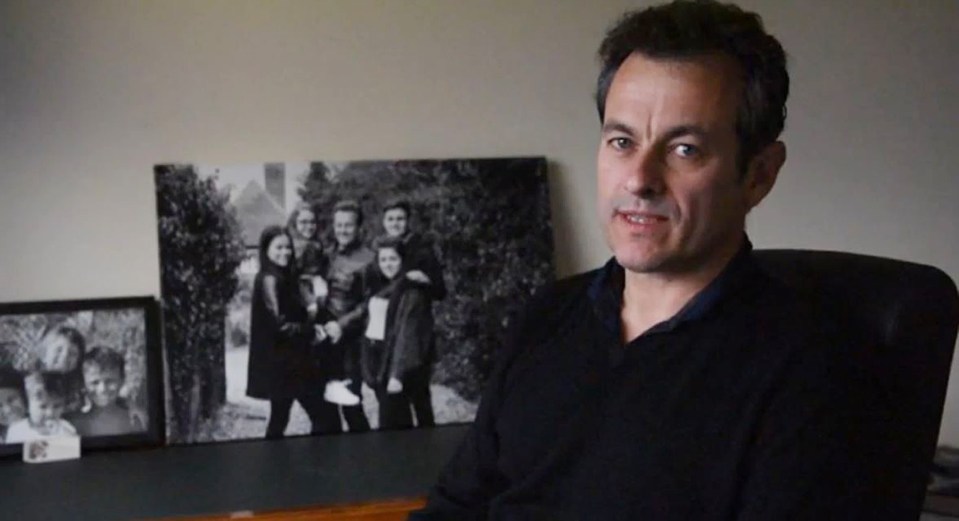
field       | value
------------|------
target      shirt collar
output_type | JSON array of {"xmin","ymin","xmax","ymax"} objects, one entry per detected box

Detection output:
[
  {"xmin": 588, "ymin": 235, "xmax": 756, "ymax": 339},
  {"xmin": 334, "ymin": 239, "xmax": 361, "ymax": 255}
]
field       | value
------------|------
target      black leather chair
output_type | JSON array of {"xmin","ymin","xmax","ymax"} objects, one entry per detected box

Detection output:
[{"xmin": 755, "ymin": 249, "xmax": 959, "ymax": 519}]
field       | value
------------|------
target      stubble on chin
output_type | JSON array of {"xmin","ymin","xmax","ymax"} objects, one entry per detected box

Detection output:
[
  {"xmin": 614, "ymin": 248, "xmax": 668, "ymax": 274},
  {"xmin": 607, "ymin": 232, "xmax": 659, "ymax": 274}
]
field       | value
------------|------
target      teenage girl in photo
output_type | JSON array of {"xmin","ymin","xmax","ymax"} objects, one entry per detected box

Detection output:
[
  {"xmin": 246, "ymin": 226, "xmax": 341, "ymax": 438},
  {"xmin": 362, "ymin": 235, "xmax": 436, "ymax": 429}
]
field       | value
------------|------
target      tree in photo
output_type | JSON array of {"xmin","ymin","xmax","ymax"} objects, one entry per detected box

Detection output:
[{"xmin": 155, "ymin": 165, "xmax": 245, "ymax": 442}]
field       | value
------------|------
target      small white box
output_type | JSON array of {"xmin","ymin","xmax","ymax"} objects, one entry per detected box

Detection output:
[{"xmin": 22, "ymin": 436, "xmax": 81, "ymax": 464}]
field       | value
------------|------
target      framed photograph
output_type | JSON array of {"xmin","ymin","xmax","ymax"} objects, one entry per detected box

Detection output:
[
  {"xmin": 0, "ymin": 296, "xmax": 164, "ymax": 455},
  {"xmin": 155, "ymin": 157, "xmax": 554, "ymax": 444}
]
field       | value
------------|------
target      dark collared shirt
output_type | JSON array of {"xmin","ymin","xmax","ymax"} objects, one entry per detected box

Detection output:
[
  {"xmin": 589, "ymin": 238, "xmax": 755, "ymax": 366},
  {"xmin": 413, "ymin": 240, "xmax": 883, "ymax": 521}
]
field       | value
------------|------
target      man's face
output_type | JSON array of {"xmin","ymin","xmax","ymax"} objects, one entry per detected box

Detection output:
[
  {"xmin": 382, "ymin": 208, "xmax": 409, "ymax": 238},
  {"xmin": 597, "ymin": 53, "xmax": 765, "ymax": 275},
  {"xmin": 333, "ymin": 210, "xmax": 359, "ymax": 247},
  {"xmin": 83, "ymin": 365, "xmax": 123, "ymax": 408}
]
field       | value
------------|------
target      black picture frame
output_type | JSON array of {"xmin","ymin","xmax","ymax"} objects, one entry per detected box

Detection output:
[{"xmin": 0, "ymin": 296, "xmax": 164, "ymax": 456}]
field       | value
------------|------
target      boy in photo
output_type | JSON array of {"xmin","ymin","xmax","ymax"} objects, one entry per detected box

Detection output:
[{"xmin": 68, "ymin": 347, "xmax": 144, "ymax": 437}]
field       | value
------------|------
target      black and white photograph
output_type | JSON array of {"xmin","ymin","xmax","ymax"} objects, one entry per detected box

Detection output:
[
  {"xmin": 155, "ymin": 157, "xmax": 554, "ymax": 444},
  {"xmin": 0, "ymin": 297, "xmax": 164, "ymax": 455}
]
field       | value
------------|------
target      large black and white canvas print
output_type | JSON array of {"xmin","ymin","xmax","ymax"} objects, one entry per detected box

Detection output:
[
  {"xmin": 155, "ymin": 157, "xmax": 553, "ymax": 444},
  {"xmin": 0, "ymin": 297, "xmax": 163, "ymax": 455}
]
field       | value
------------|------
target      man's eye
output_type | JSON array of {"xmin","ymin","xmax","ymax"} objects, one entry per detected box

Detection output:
[
  {"xmin": 673, "ymin": 144, "xmax": 700, "ymax": 158},
  {"xmin": 608, "ymin": 137, "xmax": 633, "ymax": 150}
]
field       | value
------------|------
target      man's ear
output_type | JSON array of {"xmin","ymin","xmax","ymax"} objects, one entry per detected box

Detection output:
[{"xmin": 743, "ymin": 141, "xmax": 786, "ymax": 210}]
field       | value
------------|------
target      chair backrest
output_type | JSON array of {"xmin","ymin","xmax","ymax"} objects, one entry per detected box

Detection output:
[{"xmin": 755, "ymin": 249, "xmax": 959, "ymax": 517}]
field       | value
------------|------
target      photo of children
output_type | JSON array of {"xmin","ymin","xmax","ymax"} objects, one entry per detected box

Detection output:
[{"xmin": 0, "ymin": 304, "xmax": 154, "ymax": 447}]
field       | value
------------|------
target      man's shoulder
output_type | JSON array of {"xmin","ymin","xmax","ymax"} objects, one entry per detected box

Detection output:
[
  {"xmin": 747, "ymin": 263, "xmax": 840, "ymax": 328},
  {"xmin": 741, "ymin": 263, "xmax": 866, "ymax": 375},
  {"xmin": 526, "ymin": 269, "xmax": 599, "ymax": 314},
  {"xmin": 506, "ymin": 268, "xmax": 602, "ymax": 348}
]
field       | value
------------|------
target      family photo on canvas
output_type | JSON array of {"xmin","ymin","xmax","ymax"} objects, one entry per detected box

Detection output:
[{"xmin": 155, "ymin": 158, "xmax": 553, "ymax": 444}]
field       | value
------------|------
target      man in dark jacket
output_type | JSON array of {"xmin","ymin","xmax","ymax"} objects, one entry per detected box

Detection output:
[
  {"xmin": 411, "ymin": 1, "xmax": 889, "ymax": 519},
  {"xmin": 321, "ymin": 200, "xmax": 373, "ymax": 432}
]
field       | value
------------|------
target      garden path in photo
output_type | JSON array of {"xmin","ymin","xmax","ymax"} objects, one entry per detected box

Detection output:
[{"xmin": 218, "ymin": 346, "xmax": 476, "ymax": 439}]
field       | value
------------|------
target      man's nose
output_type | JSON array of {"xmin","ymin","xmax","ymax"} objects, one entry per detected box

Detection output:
[{"xmin": 624, "ymin": 150, "xmax": 665, "ymax": 199}]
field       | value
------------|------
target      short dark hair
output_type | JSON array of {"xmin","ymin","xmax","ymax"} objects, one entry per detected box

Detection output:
[
  {"xmin": 371, "ymin": 234, "xmax": 406, "ymax": 260},
  {"xmin": 595, "ymin": 0, "xmax": 789, "ymax": 170},
  {"xmin": 332, "ymin": 199, "xmax": 364, "ymax": 227},
  {"xmin": 83, "ymin": 347, "xmax": 126, "ymax": 380},
  {"xmin": 382, "ymin": 198, "xmax": 411, "ymax": 219}
]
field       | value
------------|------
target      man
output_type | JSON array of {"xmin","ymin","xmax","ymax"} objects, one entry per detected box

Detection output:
[
  {"xmin": 321, "ymin": 200, "xmax": 373, "ymax": 432},
  {"xmin": 412, "ymin": 1, "xmax": 884, "ymax": 519},
  {"xmin": 379, "ymin": 199, "xmax": 447, "ymax": 426}
]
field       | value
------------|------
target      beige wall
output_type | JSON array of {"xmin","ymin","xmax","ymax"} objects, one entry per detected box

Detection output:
[{"xmin": 2, "ymin": 1, "xmax": 958, "ymax": 441}]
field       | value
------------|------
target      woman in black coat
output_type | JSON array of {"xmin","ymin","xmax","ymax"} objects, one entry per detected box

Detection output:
[
  {"xmin": 362, "ymin": 235, "xmax": 436, "ymax": 429},
  {"xmin": 246, "ymin": 225, "xmax": 340, "ymax": 438}
]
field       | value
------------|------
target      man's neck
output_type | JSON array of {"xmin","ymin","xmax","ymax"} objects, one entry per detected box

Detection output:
[{"xmin": 620, "ymin": 237, "xmax": 744, "ymax": 343}]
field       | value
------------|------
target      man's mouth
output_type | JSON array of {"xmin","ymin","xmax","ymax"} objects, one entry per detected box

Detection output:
[{"xmin": 616, "ymin": 210, "xmax": 668, "ymax": 225}]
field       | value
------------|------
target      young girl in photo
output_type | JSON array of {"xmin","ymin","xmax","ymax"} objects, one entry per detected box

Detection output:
[{"xmin": 5, "ymin": 372, "xmax": 77, "ymax": 443}]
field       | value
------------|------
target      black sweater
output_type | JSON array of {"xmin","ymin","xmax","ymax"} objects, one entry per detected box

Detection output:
[{"xmin": 412, "ymin": 246, "xmax": 888, "ymax": 520}]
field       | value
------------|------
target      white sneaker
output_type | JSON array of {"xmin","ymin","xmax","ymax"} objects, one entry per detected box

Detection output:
[{"xmin": 324, "ymin": 380, "xmax": 360, "ymax": 406}]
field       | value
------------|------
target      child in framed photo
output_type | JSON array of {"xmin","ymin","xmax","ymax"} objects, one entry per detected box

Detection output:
[
  {"xmin": 4, "ymin": 372, "xmax": 78, "ymax": 443},
  {"xmin": 67, "ymin": 347, "xmax": 145, "ymax": 437},
  {"xmin": 0, "ymin": 367, "xmax": 27, "ymax": 443}
]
